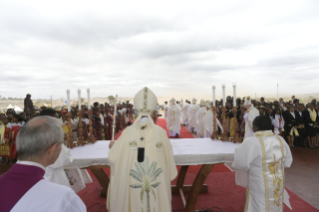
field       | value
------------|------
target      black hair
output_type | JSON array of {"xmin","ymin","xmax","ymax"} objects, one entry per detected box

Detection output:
[
  {"xmin": 272, "ymin": 108, "xmax": 282, "ymax": 119},
  {"xmin": 252, "ymin": 115, "xmax": 272, "ymax": 131},
  {"xmin": 39, "ymin": 109, "xmax": 58, "ymax": 117}
]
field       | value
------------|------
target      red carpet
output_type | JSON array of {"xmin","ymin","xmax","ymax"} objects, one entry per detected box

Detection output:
[
  {"xmin": 79, "ymin": 119, "xmax": 319, "ymax": 211},
  {"xmin": 157, "ymin": 118, "xmax": 195, "ymax": 139}
]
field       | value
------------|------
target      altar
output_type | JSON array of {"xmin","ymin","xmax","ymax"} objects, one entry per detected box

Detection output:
[{"xmin": 67, "ymin": 138, "xmax": 240, "ymax": 212}]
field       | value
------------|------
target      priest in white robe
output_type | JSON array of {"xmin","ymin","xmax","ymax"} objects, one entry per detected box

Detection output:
[
  {"xmin": 181, "ymin": 100, "xmax": 190, "ymax": 126},
  {"xmin": 232, "ymin": 116, "xmax": 293, "ymax": 212},
  {"xmin": 107, "ymin": 87, "xmax": 178, "ymax": 212},
  {"xmin": 188, "ymin": 98, "xmax": 200, "ymax": 132},
  {"xmin": 203, "ymin": 101, "xmax": 223, "ymax": 138},
  {"xmin": 243, "ymin": 96, "xmax": 260, "ymax": 139},
  {"xmin": 196, "ymin": 99, "xmax": 207, "ymax": 138},
  {"xmin": 163, "ymin": 101, "xmax": 169, "ymax": 121},
  {"xmin": 0, "ymin": 116, "xmax": 86, "ymax": 212},
  {"xmin": 167, "ymin": 98, "xmax": 182, "ymax": 138}
]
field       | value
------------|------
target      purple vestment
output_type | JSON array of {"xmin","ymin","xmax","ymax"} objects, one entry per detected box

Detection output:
[{"xmin": 0, "ymin": 164, "xmax": 44, "ymax": 212}]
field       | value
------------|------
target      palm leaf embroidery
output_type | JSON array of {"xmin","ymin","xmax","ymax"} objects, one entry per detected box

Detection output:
[{"xmin": 129, "ymin": 156, "xmax": 162, "ymax": 212}]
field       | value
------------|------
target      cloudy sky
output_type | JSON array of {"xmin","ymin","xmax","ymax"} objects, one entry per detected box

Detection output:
[{"xmin": 1, "ymin": 0, "xmax": 319, "ymax": 102}]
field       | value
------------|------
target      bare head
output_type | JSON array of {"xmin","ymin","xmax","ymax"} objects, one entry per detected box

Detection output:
[{"xmin": 16, "ymin": 116, "xmax": 63, "ymax": 167}]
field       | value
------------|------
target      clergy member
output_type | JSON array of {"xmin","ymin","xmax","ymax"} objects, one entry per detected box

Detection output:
[
  {"xmin": 107, "ymin": 87, "xmax": 177, "ymax": 212},
  {"xmin": 243, "ymin": 96, "xmax": 260, "ymax": 138},
  {"xmin": 196, "ymin": 99, "xmax": 207, "ymax": 138},
  {"xmin": 232, "ymin": 115, "xmax": 293, "ymax": 212},
  {"xmin": 0, "ymin": 116, "xmax": 86, "ymax": 212},
  {"xmin": 167, "ymin": 98, "xmax": 182, "ymax": 138},
  {"xmin": 203, "ymin": 101, "xmax": 223, "ymax": 138},
  {"xmin": 181, "ymin": 100, "xmax": 190, "ymax": 126},
  {"xmin": 163, "ymin": 101, "xmax": 169, "ymax": 121},
  {"xmin": 188, "ymin": 98, "xmax": 200, "ymax": 132}
]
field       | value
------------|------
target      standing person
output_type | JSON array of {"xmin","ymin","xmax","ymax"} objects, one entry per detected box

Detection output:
[
  {"xmin": 167, "ymin": 98, "xmax": 182, "ymax": 138},
  {"xmin": 285, "ymin": 106, "xmax": 298, "ymax": 148},
  {"xmin": 188, "ymin": 98, "xmax": 200, "ymax": 133},
  {"xmin": 0, "ymin": 116, "xmax": 86, "ymax": 212},
  {"xmin": 24, "ymin": 94, "xmax": 34, "ymax": 112},
  {"xmin": 232, "ymin": 116, "xmax": 292, "ymax": 212},
  {"xmin": 196, "ymin": 99, "xmax": 207, "ymax": 138},
  {"xmin": 295, "ymin": 104, "xmax": 306, "ymax": 147},
  {"xmin": 272, "ymin": 108, "xmax": 285, "ymax": 136},
  {"xmin": 181, "ymin": 100, "xmax": 190, "ymax": 126},
  {"xmin": 243, "ymin": 96, "xmax": 260, "ymax": 139},
  {"xmin": 203, "ymin": 101, "xmax": 223, "ymax": 138},
  {"xmin": 316, "ymin": 104, "xmax": 319, "ymax": 147},
  {"xmin": 107, "ymin": 87, "xmax": 177, "ymax": 212},
  {"xmin": 163, "ymin": 101, "xmax": 169, "ymax": 121},
  {"xmin": 305, "ymin": 103, "xmax": 318, "ymax": 148}
]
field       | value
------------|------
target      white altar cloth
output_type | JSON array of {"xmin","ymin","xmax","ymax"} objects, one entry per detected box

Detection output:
[{"xmin": 66, "ymin": 138, "xmax": 240, "ymax": 169}]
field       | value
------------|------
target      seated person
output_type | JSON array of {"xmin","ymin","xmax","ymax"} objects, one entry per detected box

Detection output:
[
  {"xmin": 232, "ymin": 115, "xmax": 293, "ymax": 212},
  {"xmin": 0, "ymin": 116, "xmax": 86, "ymax": 212}
]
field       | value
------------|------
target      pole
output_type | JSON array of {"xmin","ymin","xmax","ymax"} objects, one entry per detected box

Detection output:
[{"xmin": 111, "ymin": 95, "xmax": 118, "ymax": 142}]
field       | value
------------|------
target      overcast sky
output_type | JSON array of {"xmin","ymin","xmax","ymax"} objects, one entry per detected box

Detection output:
[{"xmin": 1, "ymin": 0, "xmax": 319, "ymax": 102}]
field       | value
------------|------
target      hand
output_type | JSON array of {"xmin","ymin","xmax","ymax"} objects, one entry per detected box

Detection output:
[
  {"xmin": 288, "ymin": 124, "xmax": 292, "ymax": 127},
  {"xmin": 109, "ymin": 140, "xmax": 115, "ymax": 149}
]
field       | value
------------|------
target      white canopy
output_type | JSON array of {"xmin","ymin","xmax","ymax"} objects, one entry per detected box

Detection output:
[
  {"xmin": 6, "ymin": 104, "xmax": 14, "ymax": 109},
  {"xmin": 14, "ymin": 106, "xmax": 23, "ymax": 113}
]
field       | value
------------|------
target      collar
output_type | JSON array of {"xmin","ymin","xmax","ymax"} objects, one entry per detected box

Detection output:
[
  {"xmin": 16, "ymin": 161, "xmax": 46, "ymax": 171},
  {"xmin": 254, "ymin": 130, "xmax": 274, "ymax": 137}
]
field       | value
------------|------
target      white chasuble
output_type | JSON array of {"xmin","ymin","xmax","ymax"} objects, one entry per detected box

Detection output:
[
  {"xmin": 163, "ymin": 104, "xmax": 169, "ymax": 121},
  {"xmin": 232, "ymin": 131, "xmax": 293, "ymax": 212},
  {"xmin": 244, "ymin": 105, "xmax": 260, "ymax": 139},
  {"xmin": 202, "ymin": 110, "xmax": 223, "ymax": 137},
  {"xmin": 188, "ymin": 104, "xmax": 200, "ymax": 128},
  {"xmin": 107, "ymin": 119, "xmax": 177, "ymax": 212},
  {"xmin": 181, "ymin": 103, "xmax": 190, "ymax": 123},
  {"xmin": 167, "ymin": 105, "xmax": 182, "ymax": 132},
  {"xmin": 196, "ymin": 107, "xmax": 207, "ymax": 137}
]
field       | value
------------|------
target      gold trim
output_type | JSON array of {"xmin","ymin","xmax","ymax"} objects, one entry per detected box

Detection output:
[
  {"xmin": 276, "ymin": 135, "xmax": 285, "ymax": 211},
  {"xmin": 256, "ymin": 136, "xmax": 269, "ymax": 212},
  {"xmin": 245, "ymin": 189, "xmax": 250, "ymax": 212}
]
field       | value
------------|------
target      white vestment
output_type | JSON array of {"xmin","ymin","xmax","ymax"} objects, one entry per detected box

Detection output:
[
  {"xmin": 188, "ymin": 104, "xmax": 200, "ymax": 130},
  {"xmin": 244, "ymin": 105, "xmax": 260, "ymax": 138},
  {"xmin": 181, "ymin": 103, "xmax": 190, "ymax": 124},
  {"xmin": 11, "ymin": 179, "xmax": 86, "ymax": 212},
  {"xmin": 163, "ymin": 104, "xmax": 169, "ymax": 121},
  {"xmin": 195, "ymin": 107, "xmax": 207, "ymax": 137},
  {"xmin": 167, "ymin": 105, "xmax": 182, "ymax": 136},
  {"xmin": 272, "ymin": 114, "xmax": 285, "ymax": 135},
  {"xmin": 202, "ymin": 110, "xmax": 223, "ymax": 138},
  {"xmin": 107, "ymin": 119, "xmax": 178, "ymax": 212},
  {"xmin": 232, "ymin": 130, "xmax": 293, "ymax": 212},
  {"xmin": 44, "ymin": 144, "xmax": 92, "ymax": 193}
]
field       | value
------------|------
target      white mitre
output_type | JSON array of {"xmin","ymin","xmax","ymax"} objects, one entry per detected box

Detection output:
[
  {"xmin": 132, "ymin": 87, "xmax": 161, "ymax": 143},
  {"xmin": 206, "ymin": 101, "xmax": 212, "ymax": 108},
  {"xmin": 134, "ymin": 87, "xmax": 157, "ymax": 115},
  {"xmin": 170, "ymin": 98, "xmax": 176, "ymax": 104},
  {"xmin": 200, "ymin": 99, "xmax": 206, "ymax": 106},
  {"xmin": 244, "ymin": 96, "xmax": 252, "ymax": 106},
  {"xmin": 192, "ymin": 98, "xmax": 197, "ymax": 104}
]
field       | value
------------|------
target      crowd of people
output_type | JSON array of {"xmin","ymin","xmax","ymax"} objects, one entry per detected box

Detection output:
[
  {"xmin": 163, "ymin": 95, "xmax": 319, "ymax": 149},
  {"xmin": 0, "ymin": 88, "xmax": 309, "ymax": 212},
  {"xmin": 0, "ymin": 94, "xmax": 136, "ymax": 164}
]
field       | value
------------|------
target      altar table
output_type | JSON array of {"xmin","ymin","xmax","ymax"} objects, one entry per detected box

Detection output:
[{"xmin": 67, "ymin": 138, "xmax": 240, "ymax": 212}]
